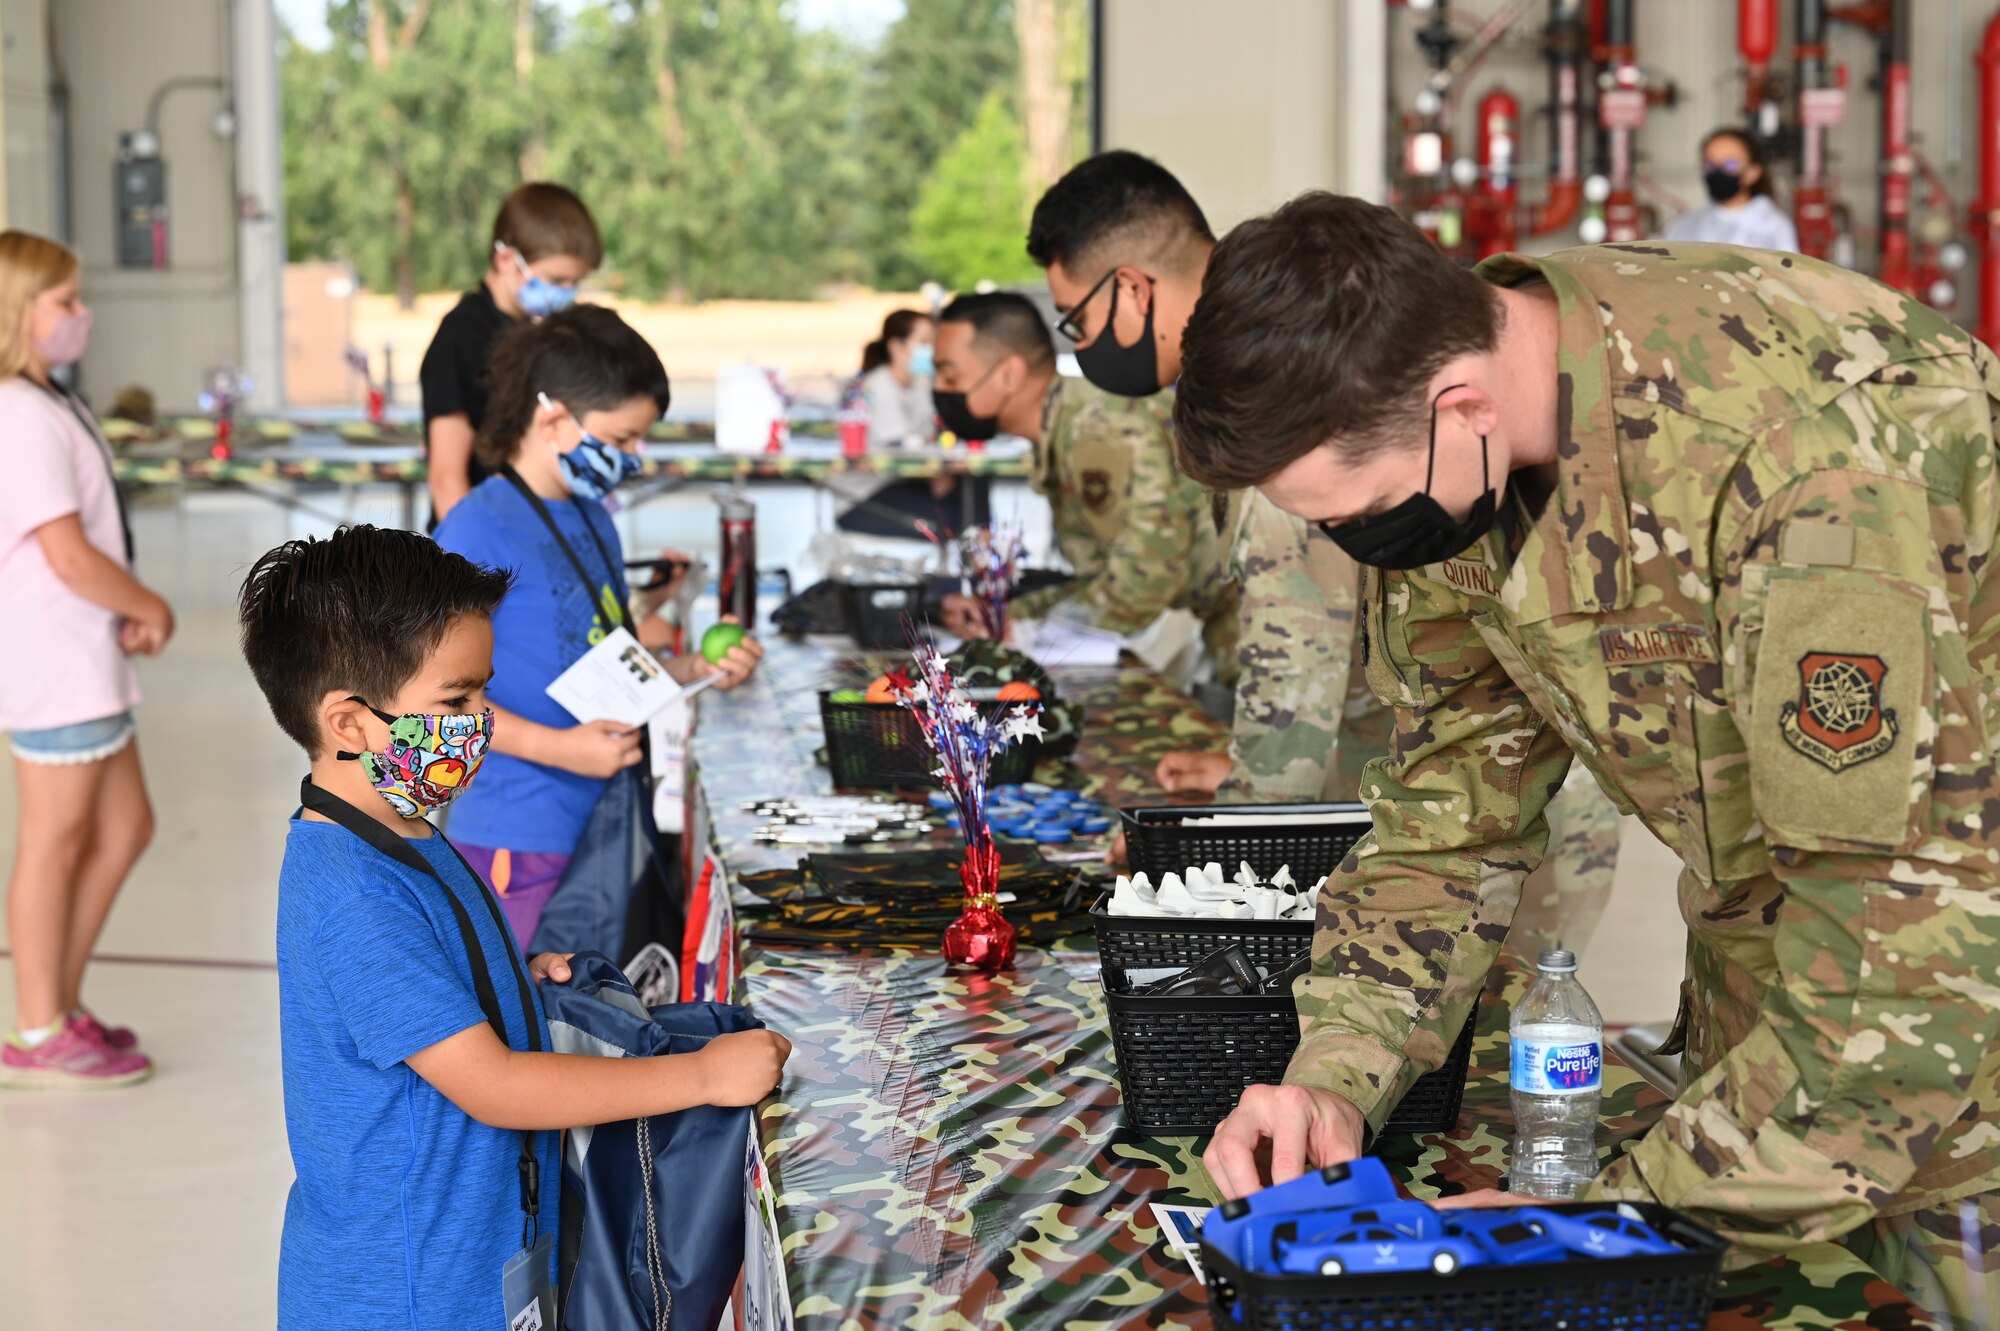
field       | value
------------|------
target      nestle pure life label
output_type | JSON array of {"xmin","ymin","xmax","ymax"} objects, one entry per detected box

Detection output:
[{"xmin": 1509, "ymin": 1022, "xmax": 1602, "ymax": 1096}]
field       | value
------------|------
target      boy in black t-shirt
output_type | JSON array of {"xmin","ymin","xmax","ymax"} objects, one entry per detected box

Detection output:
[{"xmin": 419, "ymin": 183, "xmax": 603, "ymax": 526}]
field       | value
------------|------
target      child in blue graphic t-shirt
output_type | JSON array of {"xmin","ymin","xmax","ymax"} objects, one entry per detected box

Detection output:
[
  {"xmin": 239, "ymin": 525, "xmax": 792, "ymax": 1331},
  {"xmin": 434, "ymin": 304, "xmax": 763, "ymax": 947}
]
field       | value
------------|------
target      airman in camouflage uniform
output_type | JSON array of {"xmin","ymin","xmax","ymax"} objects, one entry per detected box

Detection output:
[
  {"xmin": 1214, "ymin": 488, "xmax": 1382, "ymax": 802},
  {"xmin": 1006, "ymin": 375, "xmax": 1240, "ymax": 676},
  {"xmin": 1188, "ymin": 231, "xmax": 2000, "ymax": 1324},
  {"xmin": 1216, "ymin": 487, "xmax": 1622, "ymax": 958},
  {"xmin": 932, "ymin": 291, "xmax": 1239, "ymax": 680}
]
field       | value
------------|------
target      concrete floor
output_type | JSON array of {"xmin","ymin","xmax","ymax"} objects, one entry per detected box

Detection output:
[{"xmin": 0, "ymin": 485, "xmax": 1688, "ymax": 1327}]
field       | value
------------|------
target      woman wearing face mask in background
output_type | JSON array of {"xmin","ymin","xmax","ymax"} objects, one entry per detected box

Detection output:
[
  {"xmin": 858, "ymin": 310, "xmax": 936, "ymax": 449},
  {"xmin": 0, "ymin": 230, "xmax": 172, "ymax": 1088},
  {"xmin": 418, "ymin": 183, "xmax": 603, "ymax": 528},
  {"xmin": 433, "ymin": 305, "xmax": 762, "ymax": 952},
  {"xmin": 1661, "ymin": 127, "xmax": 1799, "ymax": 252},
  {"xmin": 834, "ymin": 308, "xmax": 991, "ymax": 538}
]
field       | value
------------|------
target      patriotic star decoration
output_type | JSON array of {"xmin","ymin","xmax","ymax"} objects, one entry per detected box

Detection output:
[
  {"xmin": 1003, "ymin": 708, "xmax": 1045, "ymax": 743},
  {"xmin": 961, "ymin": 524, "xmax": 1028, "ymax": 642},
  {"xmin": 885, "ymin": 628, "xmax": 1047, "ymax": 854}
]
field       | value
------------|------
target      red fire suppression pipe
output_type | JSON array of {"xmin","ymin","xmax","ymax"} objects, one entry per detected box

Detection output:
[
  {"xmin": 1975, "ymin": 9, "xmax": 2000, "ymax": 347},
  {"xmin": 1876, "ymin": 0, "xmax": 1916, "ymax": 294},
  {"xmin": 1530, "ymin": 0, "xmax": 1587, "ymax": 235},
  {"xmin": 1473, "ymin": 87, "xmax": 1522, "ymax": 256},
  {"xmin": 1598, "ymin": 0, "xmax": 1645, "ymax": 243},
  {"xmin": 1794, "ymin": 0, "xmax": 1839, "ymax": 258},
  {"xmin": 1739, "ymin": 0, "xmax": 1781, "ymax": 136}
]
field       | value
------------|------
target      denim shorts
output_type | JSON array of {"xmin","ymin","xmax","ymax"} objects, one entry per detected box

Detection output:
[{"xmin": 9, "ymin": 711, "xmax": 137, "ymax": 766}]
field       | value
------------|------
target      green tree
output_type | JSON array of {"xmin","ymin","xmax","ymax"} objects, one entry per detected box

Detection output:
[
  {"xmin": 537, "ymin": 0, "xmax": 866, "ymax": 301},
  {"xmin": 908, "ymin": 90, "xmax": 1042, "ymax": 291},
  {"xmin": 854, "ymin": 0, "xmax": 1016, "ymax": 289},
  {"xmin": 281, "ymin": 0, "xmax": 1085, "ymax": 302},
  {"xmin": 282, "ymin": 0, "xmax": 532, "ymax": 305}
]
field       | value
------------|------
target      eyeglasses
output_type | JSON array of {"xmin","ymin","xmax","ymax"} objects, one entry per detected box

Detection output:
[{"xmin": 1055, "ymin": 267, "xmax": 1152, "ymax": 343}]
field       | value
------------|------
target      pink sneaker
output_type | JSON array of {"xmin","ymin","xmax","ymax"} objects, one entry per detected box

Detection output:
[
  {"xmin": 0, "ymin": 1021, "xmax": 152, "ymax": 1088},
  {"xmin": 71, "ymin": 1008, "xmax": 139, "ymax": 1053}
]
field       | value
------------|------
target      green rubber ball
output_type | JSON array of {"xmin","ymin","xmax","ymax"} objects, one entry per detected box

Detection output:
[{"xmin": 701, "ymin": 623, "xmax": 748, "ymax": 664}]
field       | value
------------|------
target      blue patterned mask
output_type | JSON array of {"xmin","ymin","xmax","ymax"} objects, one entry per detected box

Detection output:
[
  {"xmin": 500, "ymin": 243, "xmax": 578, "ymax": 320},
  {"xmin": 539, "ymin": 392, "xmax": 641, "ymax": 500}
]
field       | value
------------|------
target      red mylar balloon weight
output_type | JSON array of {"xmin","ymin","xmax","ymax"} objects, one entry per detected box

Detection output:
[{"xmin": 943, "ymin": 905, "xmax": 1016, "ymax": 972}]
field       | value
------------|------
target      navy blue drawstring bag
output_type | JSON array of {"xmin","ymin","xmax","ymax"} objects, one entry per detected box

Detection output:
[
  {"xmin": 543, "ymin": 952, "xmax": 761, "ymax": 1331},
  {"xmin": 531, "ymin": 767, "xmax": 650, "ymax": 960}
]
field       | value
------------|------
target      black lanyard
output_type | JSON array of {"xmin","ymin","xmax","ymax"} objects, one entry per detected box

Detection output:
[
  {"xmin": 34, "ymin": 380, "xmax": 134, "ymax": 564},
  {"xmin": 501, "ymin": 467, "xmax": 625, "ymax": 631},
  {"xmin": 298, "ymin": 777, "xmax": 545, "ymax": 1244}
]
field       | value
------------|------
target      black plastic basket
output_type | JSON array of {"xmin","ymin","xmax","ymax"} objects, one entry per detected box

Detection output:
[
  {"xmin": 1091, "ymin": 893, "xmax": 1312, "ymax": 976},
  {"xmin": 1102, "ymin": 978, "xmax": 1475, "ymax": 1138},
  {"xmin": 819, "ymin": 692, "xmax": 1038, "ymax": 790},
  {"xmin": 1203, "ymin": 1201, "xmax": 1726, "ymax": 1331},
  {"xmin": 1119, "ymin": 802, "xmax": 1371, "ymax": 887},
  {"xmin": 840, "ymin": 583, "xmax": 926, "ymax": 650}
]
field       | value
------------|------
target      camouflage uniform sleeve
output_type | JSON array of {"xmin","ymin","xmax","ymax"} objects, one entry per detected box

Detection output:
[
  {"xmin": 1284, "ymin": 564, "xmax": 1575, "ymax": 1132},
  {"xmin": 1217, "ymin": 494, "xmax": 1359, "ymax": 802},
  {"xmin": 1582, "ymin": 395, "xmax": 2000, "ymax": 1254},
  {"xmin": 1004, "ymin": 578, "xmax": 1067, "ymax": 623},
  {"xmin": 1012, "ymin": 409, "xmax": 1204, "ymax": 635}
]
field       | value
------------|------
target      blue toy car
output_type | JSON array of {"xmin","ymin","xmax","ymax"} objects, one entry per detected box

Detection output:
[
  {"xmin": 1441, "ymin": 1210, "xmax": 1570, "ymax": 1266},
  {"xmin": 1320, "ymin": 1202, "xmax": 1442, "ymax": 1240},
  {"xmin": 1208, "ymin": 1160, "xmax": 1401, "ymax": 1270},
  {"xmin": 1213, "ymin": 1159, "xmax": 1398, "ymax": 1225},
  {"xmin": 1525, "ymin": 1207, "xmax": 1678, "ymax": 1259},
  {"xmin": 1240, "ymin": 1200, "xmax": 1439, "ymax": 1272},
  {"xmin": 1272, "ymin": 1223, "xmax": 1480, "ymax": 1277}
]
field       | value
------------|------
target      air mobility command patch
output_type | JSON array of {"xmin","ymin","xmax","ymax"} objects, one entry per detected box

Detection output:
[
  {"xmin": 1747, "ymin": 567, "xmax": 1927, "ymax": 848},
  {"xmin": 1779, "ymin": 651, "xmax": 1898, "ymax": 772}
]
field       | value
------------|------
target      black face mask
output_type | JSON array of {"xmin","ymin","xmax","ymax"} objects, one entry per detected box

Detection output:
[
  {"xmin": 1703, "ymin": 168, "xmax": 1744, "ymax": 204},
  {"xmin": 1317, "ymin": 385, "xmax": 1499, "ymax": 571},
  {"xmin": 933, "ymin": 362, "xmax": 1003, "ymax": 441},
  {"xmin": 1074, "ymin": 276, "xmax": 1163, "ymax": 398}
]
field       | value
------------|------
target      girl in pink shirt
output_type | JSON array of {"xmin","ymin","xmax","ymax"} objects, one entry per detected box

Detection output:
[{"xmin": 0, "ymin": 231, "xmax": 173, "ymax": 1089}]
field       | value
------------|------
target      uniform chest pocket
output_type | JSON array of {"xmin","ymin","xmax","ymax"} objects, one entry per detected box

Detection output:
[{"xmin": 1734, "ymin": 563, "xmax": 1936, "ymax": 851}]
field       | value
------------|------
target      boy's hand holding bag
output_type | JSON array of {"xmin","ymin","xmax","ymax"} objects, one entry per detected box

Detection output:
[{"xmin": 542, "ymin": 951, "xmax": 772, "ymax": 1331}]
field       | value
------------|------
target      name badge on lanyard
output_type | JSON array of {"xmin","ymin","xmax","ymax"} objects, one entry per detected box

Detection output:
[{"xmin": 502, "ymin": 1231, "xmax": 555, "ymax": 1331}]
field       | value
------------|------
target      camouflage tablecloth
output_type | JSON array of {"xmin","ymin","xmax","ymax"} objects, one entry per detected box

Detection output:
[
  {"xmin": 107, "ymin": 424, "xmax": 1031, "ymax": 487},
  {"xmin": 691, "ymin": 638, "xmax": 1934, "ymax": 1330},
  {"xmin": 99, "ymin": 414, "xmax": 833, "ymax": 449},
  {"xmin": 695, "ymin": 636, "xmax": 1226, "ymax": 887}
]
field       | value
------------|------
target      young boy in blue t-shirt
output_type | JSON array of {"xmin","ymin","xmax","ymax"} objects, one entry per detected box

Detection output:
[{"xmin": 239, "ymin": 524, "xmax": 791, "ymax": 1331}]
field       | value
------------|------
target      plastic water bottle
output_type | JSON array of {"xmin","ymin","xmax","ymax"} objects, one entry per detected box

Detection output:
[{"xmin": 1509, "ymin": 948, "xmax": 1603, "ymax": 1200}]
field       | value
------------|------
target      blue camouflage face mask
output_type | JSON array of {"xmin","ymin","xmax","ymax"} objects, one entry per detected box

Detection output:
[
  {"xmin": 539, "ymin": 392, "xmax": 641, "ymax": 500},
  {"xmin": 500, "ymin": 243, "xmax": 578, "ymax": 320}
]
